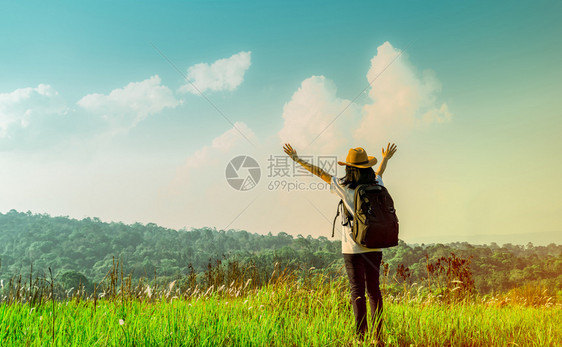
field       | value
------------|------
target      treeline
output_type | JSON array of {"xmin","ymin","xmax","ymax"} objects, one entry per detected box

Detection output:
[{"xmin": 0, "ymin": 210, "xmax": 561, "ymax": 295}]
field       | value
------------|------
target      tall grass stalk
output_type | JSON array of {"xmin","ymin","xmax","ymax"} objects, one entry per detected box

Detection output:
[{"xmin": 1, "ymin": 257, "xmax": 560, "ymax": 346}]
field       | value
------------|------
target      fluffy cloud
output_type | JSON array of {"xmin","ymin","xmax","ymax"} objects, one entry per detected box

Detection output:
[
  {"xmin": 0, "ymin": 84, "xmax": 67, "ymax": 138},
  {"xmin": 422, "ymin": 103, "xmax": 452, "ymax": 124},
  {"xmin": 78, "ymin": 75, "xmax": 180, "ymax": 131},
  {"xmin": 160, "ymin": 121, "xmax": 262, "ymax": 230},
  {"xmin": 179, "ymin": 51, "xmax": 252, "ymax": 94},
  {"xmin": 277, "ymin": 41, "xmax": 452, "ymax": 154},
  {"xmin": 190, "ymin": 122, "xmax": 255, "ymax": 169},
  {"xmin": 278, "ymin": 76, "xmax": 360, "ymax": 153},
  {"xmin": 277, "ymin": 41, "xmax": 451, "ymax": 163},
  {"xmin": 355, "ymin": 41, "xmax": 452, "ymax": 142},
  {"xmin": 169, "ymin": 122, "xmax": 256, "ymax": 189}
]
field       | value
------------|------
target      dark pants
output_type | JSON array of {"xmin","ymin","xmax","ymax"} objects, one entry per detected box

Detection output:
[{"xmin": 343, "ymin": 251, "xmax": 383, "ymax": 338}]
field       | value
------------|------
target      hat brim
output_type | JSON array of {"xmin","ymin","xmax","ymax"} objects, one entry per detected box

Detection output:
[{"xmin": 337, "ymin": 156, "xmax": 378, "ymax": 168}]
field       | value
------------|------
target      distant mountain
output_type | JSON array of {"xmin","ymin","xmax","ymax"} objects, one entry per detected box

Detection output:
[
  {"xmin": 406, "ymin": 231, "xmax": 561, "ymax": 247},
  {"xmin": 0, "ymin": 210, "xmax": 341, "ymax": 283},
  {"xmin": 1, "ymin": 210, "xmax": 560, "ymax": 296}
]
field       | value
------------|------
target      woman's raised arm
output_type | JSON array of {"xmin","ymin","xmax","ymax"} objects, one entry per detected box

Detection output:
[
  {"xmin": 375, "ymin": 143, "xmax": 397, "ymax": 177},
  {"xmin": 283, "ymin": 144, "xmax": 332, "ymax": 184}
]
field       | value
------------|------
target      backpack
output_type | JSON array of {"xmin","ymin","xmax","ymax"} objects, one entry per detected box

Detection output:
[{"xmin": 332, "ymin": 182, "xmax": 399, "ymax": 248}]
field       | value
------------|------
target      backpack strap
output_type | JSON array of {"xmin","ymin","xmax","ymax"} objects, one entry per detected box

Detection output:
[
  {"xmin": 332, "ymin": 200, "xmax": 353, "ymax": 238},
  {"xmin": 332, "ymin": 200, "xmax": 343, "ymax": 238}
]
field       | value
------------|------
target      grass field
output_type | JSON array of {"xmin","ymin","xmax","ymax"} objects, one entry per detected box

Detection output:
[{"xmin": 1, "ymin": 273, "xmax": 561, "ymax": 346}]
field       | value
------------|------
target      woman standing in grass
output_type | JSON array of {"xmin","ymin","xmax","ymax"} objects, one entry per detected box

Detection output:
[{"xmin": 283, "ymin": 143, "xmax": 397, "ymax": 342}]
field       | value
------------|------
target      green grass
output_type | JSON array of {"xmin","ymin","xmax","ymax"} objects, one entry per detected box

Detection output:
[{"xmin": 1, "ymin": 277, "xmax": 561, "ymax": 346}]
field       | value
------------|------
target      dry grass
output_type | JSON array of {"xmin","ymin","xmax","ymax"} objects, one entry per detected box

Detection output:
[{"xmin": 1, "ymin": 255, "xmax": 561, "ymax": 346}]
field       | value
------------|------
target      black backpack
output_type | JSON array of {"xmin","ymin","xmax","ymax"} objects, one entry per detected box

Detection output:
[{"xmin": 332, "ymin": 183, "xmax": 399, "ymax": 248}]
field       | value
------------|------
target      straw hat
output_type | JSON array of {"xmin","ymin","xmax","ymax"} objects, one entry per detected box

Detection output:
[{"xmin": 337, "ymin": 147, "xmax": 377, "ymax": 168}]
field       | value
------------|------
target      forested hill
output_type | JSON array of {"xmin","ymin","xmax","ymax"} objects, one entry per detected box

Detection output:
[
  {"xmin": 0, "ymin": 210, "xmax": 336, "ymax": 283},
  {"xmin": 1, "ymin": 210, "xmax": 561, "ymax": 295},
  {"xmin": 0, "ymin": 210, "xmax": 346, "ymax": 282}
]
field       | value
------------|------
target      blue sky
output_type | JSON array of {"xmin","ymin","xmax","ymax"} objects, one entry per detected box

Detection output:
[{"xmin": 1, "ymin": 1, "xmax": 561, "ymax": 244}]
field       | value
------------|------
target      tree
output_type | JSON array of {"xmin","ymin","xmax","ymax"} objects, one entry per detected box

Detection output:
[{"xmin": 59, "ymin": 271, "xmax": 91, "ymax": 293}]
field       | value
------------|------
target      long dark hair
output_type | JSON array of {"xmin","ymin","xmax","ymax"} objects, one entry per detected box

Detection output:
[{"xmin": 341, "ymin": 166, "xmax": 377, "ymax": 189}]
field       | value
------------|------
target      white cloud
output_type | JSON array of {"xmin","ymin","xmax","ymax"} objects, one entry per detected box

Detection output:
[
  {"xmin": 277, "ymin": 41, "xmax": 451, "ymax": 174},
  {"xmin": 179, "ymin": 51, "xmax": 252, "ymax": 94},
  {"xmin": 355, "ymin": 41, "xmax": 452, "ymax": 143},
  {"xmin": 77, "ymin": 75, "xmax": 180, "ymax": 131},
  {"xmin": 422, "ymin": 103, "xmax": 452, "ymax": 124},
  {"xmin": 0, "ymin": 84, "xmax": 67, "ymax": 138},
  {"xmin": 278, "ymin": 76, "xmax": 360, "ymax": 153},
  {"xmin": 169, "ymin": 122, "xmax": 256, "ymax": 189}
]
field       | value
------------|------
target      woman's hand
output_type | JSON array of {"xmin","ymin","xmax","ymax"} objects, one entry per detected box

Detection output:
[
  {"xmin": 376, "ymin": 143, "xmax": 397, "ymax": 177},
  {"xmin": 284, "ymin": 143, "xmax": 331, "ymax": 183},
  {"xmin": 283, "ymin": 143, "xmax": 299, "ymax": 162},
  {"xmin": 382, "ymin": 143, "xmax": 397, "ymax": 160}
]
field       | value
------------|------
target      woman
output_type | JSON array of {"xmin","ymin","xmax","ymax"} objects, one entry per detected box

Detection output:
[{"xmin": 283, "ymin": 143, "xmax": 397, "ymax": 342}]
